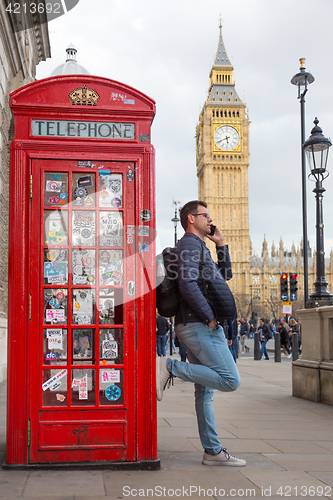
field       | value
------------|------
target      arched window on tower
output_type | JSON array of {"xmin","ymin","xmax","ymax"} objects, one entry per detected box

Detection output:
[{"xmin": 212, "ymin": 110, "xmax": 215, "ymax": 117}]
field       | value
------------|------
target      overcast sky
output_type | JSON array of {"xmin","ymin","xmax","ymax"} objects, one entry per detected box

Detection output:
[{"xmin": 37, "ymin": 0, "xmax": 333, "ymax": 258}]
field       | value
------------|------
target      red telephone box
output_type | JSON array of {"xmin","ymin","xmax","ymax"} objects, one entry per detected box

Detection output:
[{"xmin": 6, "ymin": 75, "xmax": 158, "ymax": 468}]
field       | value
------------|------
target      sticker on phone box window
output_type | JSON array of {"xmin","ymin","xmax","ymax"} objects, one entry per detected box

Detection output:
[
  {"xmin": 102, "ymin": 339, "xmax": 118, "ymax": 359},
  {"xmin": 127, "ymin": 169, "xmax": 134, "ymax": 182},
  {"xmin": 46, "ymin": 180, "xmax": 63, "ymax": 192},
  {"xmin": 47, "ymin": 328, "xmax": 63, "ymax": 349},
  {"xmin": 139, "ymin": 226, "xmax": 149, "ymax": 236},
  {"xmin": 101, "ymin": 369, "xmax": 120, "ymax": 383},
  {"xmin": 44, "ymin": 262, "xmax": 67, "ymax": 279},
  {"xmin": 77, "ymin": 175, "xmax": 93, "ymax": 188},
  {"xmin": 42, "ymin": 369, "xmax": 67, "ymax": 391},
  {"xmin": 72, "ymin": 374, "xmax": 88, "ymax": 400},
  {"xmin": 45, "ymin": 352, "xmax": 57, "ymax": 361},
  {"xmin": 139, "ymin": 210, "xmax": 152, "ymax": 222},
  {"xmin": 102, "ymin": 270, "xmax": 122, "ymax": 284},
  {"xmin": 77, "ymin": 161, "xmax": 93, "ymax": 168},
  {"xmin": 48, "ymin": 196, "xmax": 61, "ymax": 204},
  {"xmin": 105, "ymin": 385, "xmax": 121, "ymax": 401},
  {"xmin": 46, "ymin": 309, "xmax": 65, "ymax": 322},
  {"xmin": 139, "ymin": 241, "xmax": 149, "ymax": 253}
]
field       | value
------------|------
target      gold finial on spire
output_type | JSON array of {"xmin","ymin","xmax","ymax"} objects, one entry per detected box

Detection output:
[
  {"xmin": 219, "ymin": 14, "xmax": 222, "ymax": 29},
  {"xmin": 299, "ymin": 57, "xmax": 306, "ymax": 69}
]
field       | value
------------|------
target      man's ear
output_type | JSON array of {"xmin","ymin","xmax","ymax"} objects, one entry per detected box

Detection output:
[{"xmin": 187, "ymin": 213, "xmax": 194, "ymax": 226}]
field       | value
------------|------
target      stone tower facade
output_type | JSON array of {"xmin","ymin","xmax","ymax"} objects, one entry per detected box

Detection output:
[{"xmin": 196, "ymin": 23, "xmax": 251, "ymax": 302}]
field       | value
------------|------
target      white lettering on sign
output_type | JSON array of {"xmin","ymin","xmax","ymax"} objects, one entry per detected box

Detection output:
[{"xmin": 31, "ymin": 120, "xmax": 135, "ymax": 140}]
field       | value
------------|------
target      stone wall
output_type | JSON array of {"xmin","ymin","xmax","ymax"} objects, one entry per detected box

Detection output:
[
  {"xmin": 293, "ymin": 305, "xmax": 333, "ymax": 405},
  {"xmin": 0, "ymin": 4, "xmax": 50, "ymax": 381}
]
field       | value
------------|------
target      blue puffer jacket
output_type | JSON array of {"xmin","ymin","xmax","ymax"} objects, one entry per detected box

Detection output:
[{"xmin": 174, "ymin": 232, "xmax": 236, "ymax": 325}]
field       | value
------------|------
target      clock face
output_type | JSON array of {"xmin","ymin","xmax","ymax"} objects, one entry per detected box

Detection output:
[
  {"xmin": 197, "ymin": 132, "xmax": 201, "ymax": 157},
  {"xmin": 215, "ymin": 125, "xmax": 240, "ymax": 151}
]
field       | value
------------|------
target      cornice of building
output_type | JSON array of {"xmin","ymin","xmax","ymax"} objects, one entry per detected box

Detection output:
[{"xmin": 0, "ymin": 3, "xmax": 50, "ymax": 79}]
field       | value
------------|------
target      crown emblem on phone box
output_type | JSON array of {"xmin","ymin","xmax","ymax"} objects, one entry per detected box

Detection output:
[{"xmin": 69, "ymin": 84, "xmax": 100, "ymax": 106}]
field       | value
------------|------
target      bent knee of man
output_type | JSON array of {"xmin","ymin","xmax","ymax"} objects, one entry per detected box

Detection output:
[{"xmin": 223, "ymin": 372, "xmax": 241, "ymax": 392}]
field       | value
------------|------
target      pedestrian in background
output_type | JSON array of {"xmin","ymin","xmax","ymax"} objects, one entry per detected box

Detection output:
[
  {"xmin": 258, "ymin": 318, "xmax": 271, "ymax": 360},
  {"xmin": 289, "ymin": 318, "xmax": 301, "ymax": 356},
  {"xmin": 240, "ymin": 317, "xmax": 250, "ymax": 353},
  {"xmin": 156, "ymin": 312, "xmax": 169, "ymax": 357},
  {"xmin": 277, "ymin": 321, "xmax": 291, "ymax": 358}
]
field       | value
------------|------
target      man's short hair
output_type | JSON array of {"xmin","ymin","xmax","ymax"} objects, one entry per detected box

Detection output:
[
  {"xmin": 179, "ymin": 200, "xmax": 207, "ymax": 230},
  {"xmin": 260, "ymin": 318, "xmax": 265, "ymax": 323}
]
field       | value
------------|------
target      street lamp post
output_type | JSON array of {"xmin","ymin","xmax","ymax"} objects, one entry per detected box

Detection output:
[
  {"xmin": 303, "ymin": 118, "xmax": 333, "ymax": 307},
  {"xmin": 171, "ymin": 198, "xmax": 181, "ymax": 246},
  {"xmin": 291, "ymin": 58, "xmax": 315, "ymax": 307},
  {"xmin": 169, "ymin": 198, "xmax": 181, "ymax": 356}
]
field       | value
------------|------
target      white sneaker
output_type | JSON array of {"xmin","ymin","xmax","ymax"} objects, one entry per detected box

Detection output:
[
  {"xmin": 287, "ymin": 354, "xmax": 292, "ymax": 358},
  {"xmin": 156, "ymin": 356, "xmax": 173, "ymax": 401},
  {"xmin": 202, "ymin": 448, "xmax": 246, "ymax": 467}
]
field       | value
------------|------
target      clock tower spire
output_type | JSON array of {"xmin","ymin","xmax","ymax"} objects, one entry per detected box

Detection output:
[{"xmin": 196, "ymin": 22, "xmax": 251, "ymax": 298}]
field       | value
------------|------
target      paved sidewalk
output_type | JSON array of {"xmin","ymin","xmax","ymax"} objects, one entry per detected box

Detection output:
[{"xmin": 1, "ymin": 357, "xmax": 333, "ymax": 499}]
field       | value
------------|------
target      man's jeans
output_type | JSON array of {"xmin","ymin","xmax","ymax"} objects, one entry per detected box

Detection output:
[
  {"xmin": 260, "ymin": 338, "xmax": 269, "ymax": 359},
  {"xmin": 156, "ymin": 335, "xmax": 166, "ymax": 357},
  {"xmin": 169, "ymin": 322, "xmax": 240, "ymax": 455}
]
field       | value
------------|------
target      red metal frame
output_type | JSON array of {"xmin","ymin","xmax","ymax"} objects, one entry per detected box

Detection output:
[{"xmin": 7, "ymin": 76, "xmax": 157, "ymax": 466}]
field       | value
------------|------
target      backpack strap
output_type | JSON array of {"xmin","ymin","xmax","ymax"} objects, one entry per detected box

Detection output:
[{"xmin": 199, "ymin": 239, "xmax": 218, "ymax": 324}]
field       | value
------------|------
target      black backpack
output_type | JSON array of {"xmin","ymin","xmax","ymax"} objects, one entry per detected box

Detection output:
[
  {"xmin": 156, "ymin": 247, "xmax": 181, "ymax": 317},
  {"xmin": 156, "ymin": 243, "xmax": 206, "ymax": 319}
]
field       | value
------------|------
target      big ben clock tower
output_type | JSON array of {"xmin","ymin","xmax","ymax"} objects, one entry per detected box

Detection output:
[{"xmin": 196, "ymin": 23, "xmax": 251, "ymax": 297}]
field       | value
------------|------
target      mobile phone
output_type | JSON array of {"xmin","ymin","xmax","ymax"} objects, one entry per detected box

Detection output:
[{"xmin": 209, "ymin": 224, "xmax": 216, "ymax": 236}]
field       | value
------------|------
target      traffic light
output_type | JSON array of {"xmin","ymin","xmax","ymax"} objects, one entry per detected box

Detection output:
[
  {"xmin": 290, "ymin": 273, "xmax": 298, "ymax": 301},
  {"xmin": 280, "ymin": 273, "xmax": 288, "ymax": 300}
]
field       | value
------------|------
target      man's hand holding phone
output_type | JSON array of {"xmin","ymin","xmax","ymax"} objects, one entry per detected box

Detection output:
[{"xmin": 207, "ymin": 225, "xmax": 225, "ymax": 246}]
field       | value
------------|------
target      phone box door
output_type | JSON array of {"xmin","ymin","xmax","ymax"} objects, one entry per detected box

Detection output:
[{"xmin": 28, "ymin": 159, "xmax": 137, "ymax": 463}]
